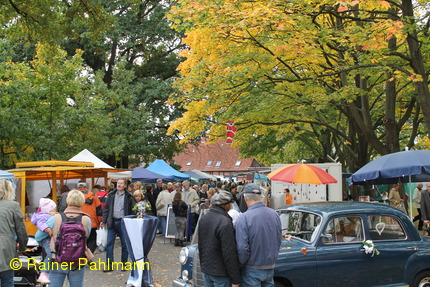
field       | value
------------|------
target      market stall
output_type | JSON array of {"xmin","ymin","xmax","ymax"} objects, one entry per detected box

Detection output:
[{"xmin": 8, "ymin": 160, "xmax": 127, "ymax": 234}]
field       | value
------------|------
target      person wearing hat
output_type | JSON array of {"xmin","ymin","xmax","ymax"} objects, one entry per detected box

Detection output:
[
  {"xmin": 31, "ymin": 197, "xmax": 57, "ymax": 284},
  {"xmin": 198, "ymin": 190, "xmax": 241, "ymax": 287},
  {"xmin": 237, "ymin": 186, "xmax": 249, "ymax": 213},
  {"xmin": 235, "ymin": 183, "xmax": 282, "ymax": 287}
]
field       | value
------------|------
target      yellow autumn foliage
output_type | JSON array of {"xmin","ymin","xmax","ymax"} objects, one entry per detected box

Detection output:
[{"xmin": 168, "ymin": 0, "xmax": 427, "ymax": 164}]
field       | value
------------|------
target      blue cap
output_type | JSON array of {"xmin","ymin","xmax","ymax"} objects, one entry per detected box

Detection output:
[{"xmin": 243, "ymin": 183, "xmax": 261, "ymax": 194}]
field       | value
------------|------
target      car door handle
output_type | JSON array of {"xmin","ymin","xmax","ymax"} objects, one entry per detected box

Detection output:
[{"xmin": 407, "ymin": 246, "xmax": 418, "ymax": 251}]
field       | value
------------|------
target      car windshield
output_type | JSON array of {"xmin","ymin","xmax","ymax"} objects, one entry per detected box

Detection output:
[{"xmin": 278, "ymin": 210, "xmax": 322, "ymax": 242}]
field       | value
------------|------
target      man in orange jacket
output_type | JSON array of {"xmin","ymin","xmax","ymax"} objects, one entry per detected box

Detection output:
[{"xmin": 77, "ymin": 180, "xmax": 103, "ymax": 253}]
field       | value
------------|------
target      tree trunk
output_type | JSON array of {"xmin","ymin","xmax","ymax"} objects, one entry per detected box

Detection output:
[
  {"xmin": 402, "ymin": 0, "xmax": 430, "ymax": 133},
  {"xmin": 385, "ymin": 35, "xmax": 400, "ymax": 153}
]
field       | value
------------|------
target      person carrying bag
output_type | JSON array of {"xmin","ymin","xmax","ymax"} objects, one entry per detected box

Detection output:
[
  {"xmin": 96, "ymin": 226, "xmax": 108, "ymax": 251},
  {"xmin": 49, "ymin": 189, "xmax": 93, "ymax": 287}
]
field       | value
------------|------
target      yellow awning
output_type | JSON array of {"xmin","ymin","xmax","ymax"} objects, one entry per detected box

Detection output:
[{"xmin": 8, "ymin": 160, "xmax": 128, "ymax": 215}]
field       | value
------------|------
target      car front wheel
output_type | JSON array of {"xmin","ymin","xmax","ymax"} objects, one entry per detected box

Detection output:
[{"xmin": 412, "ymin": 270, "xmax": 430, "ymax": 287}]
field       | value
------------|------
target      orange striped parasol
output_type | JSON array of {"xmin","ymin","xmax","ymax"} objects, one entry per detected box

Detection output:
[{"xmin": 268, "ymin": 163, "xmax": 337, "ymax": 185}]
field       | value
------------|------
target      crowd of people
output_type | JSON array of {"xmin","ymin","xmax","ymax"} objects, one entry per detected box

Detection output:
[
  {"xmin": 0, "ymin": 175, "xmax": 280, "ymax": 287},
  {"xmin": 1, "ymin": 175, "xmax": 430, "ymax": 287}
]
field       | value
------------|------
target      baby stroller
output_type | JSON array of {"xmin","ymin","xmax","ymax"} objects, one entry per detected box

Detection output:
[{"xmin": 14, "ymin": 235, "xmax": 47, "ymax": 287}]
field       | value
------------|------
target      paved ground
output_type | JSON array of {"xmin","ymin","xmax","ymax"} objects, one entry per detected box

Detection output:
[{"xmin": 83, "ymin": 235, "xmax": 181, "ymax": 287}]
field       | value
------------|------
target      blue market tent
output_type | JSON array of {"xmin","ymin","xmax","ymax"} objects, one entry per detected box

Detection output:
[
  {"xmin": 0, "ymin": 170, "xmax": 15, "ymax": 189},
  {"xmin": 0, "ymin": 170, "xmax": 14, "ymax": 180},
  {"xmin": 146, "ymin": 159, "xmax": 190, "ymax": 181},
  {"xmin": 131, "ymin": 167, "xmax": 173, "ymax": 184}
]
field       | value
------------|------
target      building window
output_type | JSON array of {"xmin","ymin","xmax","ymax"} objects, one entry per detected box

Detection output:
[
  {"xmin": 215, "ymin": 161, "xmax": 222, "ymax": 167},
  {"xmin": 235, "ymin": 160, "xmax": 242, "ymax": 167},
  {"xmin": 207, "ymin": 160, "xmax": 213, "ymax": 166},
  {"xmin": 186, "ymin": 161, "xmax": 192, "ymax": 166}
]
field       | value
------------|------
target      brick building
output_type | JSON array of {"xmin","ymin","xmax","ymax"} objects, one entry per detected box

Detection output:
[{"xmin": 172, "ymin": 140, "xmax": 267, "ymax": 181}]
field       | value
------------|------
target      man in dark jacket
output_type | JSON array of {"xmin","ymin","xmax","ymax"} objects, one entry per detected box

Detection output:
[
  {"xmin": 421, "ymin": 183, "xmax": 430, "ymax": 232},
  {"xmin": 101, "ymin": 179, "xmax": 136, "ymax": 272},
  {"xmin": 153, "ymin": 179, "xmax": 163, "ymax": 202},
  {"xmin": 198, "ymin": 190, "xmax": 241, "ymax": 287}
]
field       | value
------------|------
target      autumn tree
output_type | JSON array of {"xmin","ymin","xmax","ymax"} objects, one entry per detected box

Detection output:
[
  {"xmin": 168, "ymin": 0, "xmax": 429, "ymax": 171},
  {"xmin": 0, "ymin": 0, "xmax": 111, "ymax": 42},
  {"xmin": 0, "ymin": 42, "xmax": 111, "ymax": 168}
]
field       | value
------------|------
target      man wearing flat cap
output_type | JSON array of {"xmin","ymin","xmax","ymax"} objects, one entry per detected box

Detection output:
[
  {"xmin": 198, "ymin": 190, "xmax": 241, "ymax": 287},
  {"xmin": 235, "ymin": 183, "xmax": 282, "ymax": 287}
]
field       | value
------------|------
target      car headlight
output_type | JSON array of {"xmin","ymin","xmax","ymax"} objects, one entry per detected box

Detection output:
[
  {"xmin": 182, "ymin": 269, "xmax": 189, "ymax": 281},
  {"xmin": 179, "ymin": 247, "xmax": 189, "ymax": 265}
]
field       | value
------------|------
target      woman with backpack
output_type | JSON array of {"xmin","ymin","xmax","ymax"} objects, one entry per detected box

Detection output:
[{"xmin": 48, "ymin": 189, "xmax": 92, "ymax": 287}]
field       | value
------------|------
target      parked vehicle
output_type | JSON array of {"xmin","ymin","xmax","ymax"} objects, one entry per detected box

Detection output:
[{"xmin": 173, "ymin": 201, "xmax": 430, "ymax": 287}]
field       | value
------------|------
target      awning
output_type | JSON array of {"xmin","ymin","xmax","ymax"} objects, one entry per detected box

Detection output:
[
  {"xmin": 8, "ymin": 160, "xmax": 125, "ymax": 213},
  {"xmin": 183, "ymin": 169, "xmax": 217, "ymax": 181},
  {"xmin": 146, "ymin": 159, "xmax": 190, "ymax": 181}
]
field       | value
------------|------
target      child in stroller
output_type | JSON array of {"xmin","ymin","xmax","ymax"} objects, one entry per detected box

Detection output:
[{"xmin": 14, "ymin": 235, "xmax": 46, "ymax": 286}]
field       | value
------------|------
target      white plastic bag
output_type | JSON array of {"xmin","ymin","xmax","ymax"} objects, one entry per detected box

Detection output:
[{"xmin": 96, "ymin": 227, "xmax": 108, "ymax": 247}]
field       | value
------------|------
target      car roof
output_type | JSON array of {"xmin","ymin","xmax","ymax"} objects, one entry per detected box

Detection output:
[{"xmin": 277, "ymin": 201, "xmax": 404, "ymax": 217}]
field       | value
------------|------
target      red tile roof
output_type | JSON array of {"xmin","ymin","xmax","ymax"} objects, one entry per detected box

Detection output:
[{"xmin": 173, "ymin": 140, "xmax": 265, "ymax": 174}]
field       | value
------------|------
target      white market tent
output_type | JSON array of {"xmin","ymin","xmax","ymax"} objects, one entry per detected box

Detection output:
[
  {"xmin": 186, "ymin": 169, "xmax": 218, "ymax": 181},
  {"xmin": 69, "ymin": 149, "xmax": 132, "ymax": 179},
  {"xmin": 69, "ymin": 149, "xmax": 114, "ymax": 169},
  {"xmin": 108, "ymin": 170, "xmax": 133, "ymax": 179}
]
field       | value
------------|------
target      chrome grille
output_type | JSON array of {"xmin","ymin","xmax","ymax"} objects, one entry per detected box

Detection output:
[{"xmin": 192, "ymin": 249, "xmax": 204, "ymax": 287}]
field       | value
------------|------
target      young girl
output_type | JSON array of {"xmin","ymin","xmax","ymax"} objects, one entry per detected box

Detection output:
[
  {"xmin": 31, "ymin": 197, "xmax": 57, "ymax": 284},
  {"xmin": 172, "ymin": 192, "xmax": 188, "ymax": 246},
  {"xmin": 134, "ymin": 189, "xmax": 145, "ymax": 203},
  {"xmin": 133, "ymin": 190, "xmax": 151, "ymax": 216}
]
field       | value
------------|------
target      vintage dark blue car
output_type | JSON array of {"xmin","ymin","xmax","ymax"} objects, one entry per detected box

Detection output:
[{"xmin": 172, "ymin": 201, "xmax": 430, "ymax": 287}]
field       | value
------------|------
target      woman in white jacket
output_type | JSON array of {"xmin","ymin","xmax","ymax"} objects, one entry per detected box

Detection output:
[{"xmin": 156, "ymin": 184, "xmax": 172, "ymax": 236}]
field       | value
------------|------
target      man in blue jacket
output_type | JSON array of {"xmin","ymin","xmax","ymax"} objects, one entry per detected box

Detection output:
[{"xmin": 235, "ymin": 183, "xmax": 282, "ymax": 287}]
